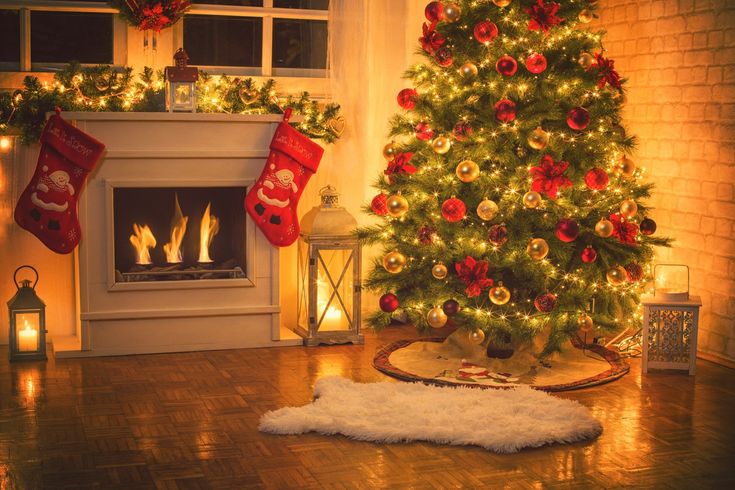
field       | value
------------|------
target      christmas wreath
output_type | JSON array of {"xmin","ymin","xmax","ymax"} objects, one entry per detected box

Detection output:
[{"xmin": 108, "ymin": 1, "xmax": 190, "ymax": 31}]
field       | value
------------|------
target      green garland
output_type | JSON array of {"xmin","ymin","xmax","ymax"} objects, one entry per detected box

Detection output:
[{"xmin": 0, "ymin": 62, "xmax": 342, "ymax": 145}]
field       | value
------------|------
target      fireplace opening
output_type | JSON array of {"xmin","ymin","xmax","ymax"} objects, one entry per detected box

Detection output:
[{"xmin": 113, "ymin": 187, "xmax": 247, "ymax": 282}]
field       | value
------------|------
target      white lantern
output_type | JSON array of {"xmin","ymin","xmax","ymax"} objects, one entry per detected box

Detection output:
[
  {"xmin": 164, "ymin": 48, "xmax": 198, "ymax": 113},
  {"xmin": 641, "ymin": 265, "xmax": 701, "ymax": 375},
  {"xmin": 296, "ymin": 186, "xmax": 363, "ymax": 346}
]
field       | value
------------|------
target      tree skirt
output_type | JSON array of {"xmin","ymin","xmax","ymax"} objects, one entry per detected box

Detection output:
[
  {"xmin": 259, "ymin": 377, "xmax": 602, "ymax": 453},
  {"xmin": 374, "ymin": 337, "xmax": 629, "ymax": 392}
]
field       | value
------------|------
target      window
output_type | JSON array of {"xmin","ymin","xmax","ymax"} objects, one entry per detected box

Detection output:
[
  {"xmin": 185, "ymin": 15, "xmax": 263, "ymax": 68},
  {"xmin": 0, "ymin": 10, "xmax": 20, "ymax": 70},
  {"xmin": 31, "ymin": 11, "xmax": 113, "ymax": 64}
]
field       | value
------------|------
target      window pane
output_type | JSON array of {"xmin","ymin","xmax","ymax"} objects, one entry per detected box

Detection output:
[
  {"xmin": 184, "ymin": 15, "xmax": 263, "ymax": 67},
  {"xmin": 191, "ymin": 1, "xmax": 264, "ymax": 5},
  {"xmin": 275, "ymin": 0, "xmax": 329, "ymax": 9},
  {"xmin": 273, "ymin": 19, "xmax": 327, "ymax": 69},
  {"xmin": 31, "ymin": 12, "xmax": 113, "ymax": 64},
  {"xmin": 0, "ymin": 10, "xmax": 20, "ymax": 64}
]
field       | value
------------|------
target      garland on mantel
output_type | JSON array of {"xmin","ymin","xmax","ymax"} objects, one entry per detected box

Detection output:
[{"xmin": 0, "ymin": 63, "xmax": 343, "ymax": 145}]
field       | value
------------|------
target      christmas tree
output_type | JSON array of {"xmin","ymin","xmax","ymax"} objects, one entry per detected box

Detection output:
[{"xmin": 359, "ymin": 0, "xmax": 670, "ymax": 356}]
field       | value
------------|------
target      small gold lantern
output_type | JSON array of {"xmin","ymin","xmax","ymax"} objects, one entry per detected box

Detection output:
[
  {"xmin": 641, "ymin": 264, "xmax": 701, "ymax": 375},
  {"xmin": 164, "ymin": 48, "xmax": 198, "ymax": 112},
  {"xmin": 296, "ymin": 186, "xmax": 363, "ymax": 346},
  {"xmin": 7, "ymin": 266, "xmax": 47, "ymax": 361}
]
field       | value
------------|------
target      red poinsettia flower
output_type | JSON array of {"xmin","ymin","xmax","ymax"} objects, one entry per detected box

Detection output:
[
  {"xmin": 384, "ymin": 152, "xmax": 416, "ymax": 178},
  {"xmin": 140, "ymin": 3, "xmax": 171, "ymax": 32},
  {"xmin": 419, "ymin": 21, "xmax": 445, "ymax": 54},
  {"xmin": 529, "ymin": 155, "xmax": 573, "ymax": 199},
  {"xmin": 610, "ymin": 213, "xmax": 639, "ymax": 245},
  {"xmin": 524, "ymin": 0, "xmax": 564, "ymax": 34},
  {"xmin": 592, "ymin": 52, "xmax": 622, "ymax": 90},
  {"xmin": 455, "ymin": 256, "xmax": 494, "ymax": 298}
]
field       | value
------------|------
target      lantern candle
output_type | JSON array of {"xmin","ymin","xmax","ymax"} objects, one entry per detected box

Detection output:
[
  {"xmin": 320, "ymin": 305, "xmax": 343, "ymax": 330},
  {"xmin": 18, "ymin": 320, "xmax": 38, "ymax": 352}
]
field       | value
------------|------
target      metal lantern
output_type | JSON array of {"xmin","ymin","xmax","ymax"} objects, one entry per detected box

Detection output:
[
  {"xmin": 641, "ymin": 264, "xmax": 701, "ymax": 375},
  {"xmin": 164, "ymin": 48, "xmax": 198, "ymax": 112},
  {"xmin": 7, "ymin": 266, "xmax": 47, "ymax": 361},
  {"xmin": 296, "ymin": 186, "xmax": 363, "ymax": 346}
]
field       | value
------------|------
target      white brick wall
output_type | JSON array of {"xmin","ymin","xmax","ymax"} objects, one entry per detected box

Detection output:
[{"xmin": 595, "ymin": 0, "xmax": 735, "ymax": 363}]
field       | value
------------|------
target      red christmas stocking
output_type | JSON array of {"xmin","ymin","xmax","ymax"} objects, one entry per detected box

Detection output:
[
  {"xmin": 14, "ymin": 110, "xmax": 105, "ymax": 254},
  {"xmin": 245, "ymin": 109, "xmax": 324, "ymax": 247}
]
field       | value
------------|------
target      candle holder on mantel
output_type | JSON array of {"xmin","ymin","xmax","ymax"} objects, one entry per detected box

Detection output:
[
  {"xmin": 295, "ymin": 186, "xmax": 363, "ymax": 346},
  {"xmin": 164, "ymin": 48, "xmax": 198, "ymax": 113},
  {"xmin": 7, "ymin": 266, "xmax": 47, "ymax": 361},
  {"xmin": 641, "ymin": 264, "xmax": 701, "ymax": 375}
]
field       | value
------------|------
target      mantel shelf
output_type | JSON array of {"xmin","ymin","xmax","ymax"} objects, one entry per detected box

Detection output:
[{"xmin": 59, "ymin": 112, "xmax": 302, "ymax": 123}]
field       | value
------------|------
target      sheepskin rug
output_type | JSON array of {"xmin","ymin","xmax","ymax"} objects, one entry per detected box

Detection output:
[{"xmin": 259, "ymin": 377, "xmax": 602, "ymax": 453}]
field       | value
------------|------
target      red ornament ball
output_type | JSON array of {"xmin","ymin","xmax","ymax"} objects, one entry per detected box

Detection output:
[
  {"xmin": 581, "ymin": 246, "xmax": 598, "ymax": 263},
  {"xmin": 434, "ymin": 47, "xmax": 454, "ymax": 67},
  {"xmin": 534, "ymin": 293, "xmax": 557, "ymax": 313},
  {"xmin": 371, "ymin": 193, "xmax": 388, "ymax": 216},
  {"xmin": 488, "ymin": 224, "xmax": 509, "ymax": 246},
  {"xmin": 441, "ymin": 197, "xmax": 466, "ymax": 222},
  {"xmin": 625, "ymin": 263, "xmax": 644, "ymax": 282},
  {"xmin": 584, "ymin": 167, "xmax": 609, "ymax": 191},
  {"xmin": 640, "ymin": 217, "xmax": 657, "ymax": 236},
  {"xmin": 555, "ymin": 218, "xmax": 580, "ymax": 242},
  {"xmin": 425, "ymin": 1, "xmax": 444, "ymax": 22},
  {"xmin": 452, "ymin": 121, "xmax": 473, "ymax": 141},
  {"xmin": 525, "ymin": 53, "xmax": 547, "ymax": 74},
  {"xmin": 496, "ymin": 55, "xmax": 518, "ymax": 77},
  {"xmin": 474, "ymin": 20, "xmax": 498, "ymax": 44},
  {"xmin": 442, "ymin": 299, "xmax": 461, "ymax": 316},
  {"xmin": 566, "ymin": 107, "xmax": 590, "ymax": 130},
  {"xmin": 397, "ymin": 88, "xmax": 418, "ymax": 110},
  {"xmin": 494, "ymin": 99, "xmax": 517, "ymax": 122},
  {"xmin": 379, "ymin": 293, "xmax": 399, "ymax": 313},
  {"xmin": 415, "ymin": 121, "xmax": 435, "ymax": 141}
]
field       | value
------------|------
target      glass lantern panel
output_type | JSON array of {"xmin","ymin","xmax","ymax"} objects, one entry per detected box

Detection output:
[
  {"xmin": 315, "ymin": 248, "xmax": 354, "ymax": 332},
  {"xmin": 14, "ymin": 311, "xmax": 41, "ymax": 352},
  {"xmin": 297, "ymin": 239, "xmax": 309, "ymax": 329},
  {"xmin": 174, "ymin": 84, "xmax": 192, "ymax": 105},
  {"xmin": 655, "ymin": 265, "xmax": 689, "ymax": 296}
]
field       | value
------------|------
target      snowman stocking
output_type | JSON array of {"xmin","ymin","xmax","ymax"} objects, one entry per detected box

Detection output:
[
  {"xmin": 245, "ymin": 109, "xmax": 323, "ymax": 247},
  {"xmin": 14, "ymin": 110, "xmax": 105, "ymax": 254}
]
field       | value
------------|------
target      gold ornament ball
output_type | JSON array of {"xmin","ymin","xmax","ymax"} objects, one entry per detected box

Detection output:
[
  {"xmin": 459, "ymin": 62, "xmax": 478, "ymax": 79},
  {"xmin": 579, "ymin": 9, "xmax": 593, "ymax": 23},
  {"xmin": 606, "ymin": 266, "xmax": 627, "ymax": 285},
  {"xmin": 527, "ymin": 238, "xmax": 550, "ymax": 261},
  {"xmin": 386, "ymin": 193, "xmax": 409, "ymax": 218},
  {"xmin": 527, "ymin": 127, "xmax": 549, "ymax": 150},
  {"xmin": 431, "ymin": 263, "xmax": 448, "ymax": 280},
  {"xmin": 427, "ymin": 306, "xmax": 448, "ymax": 329},
  {"xmin": 578, "ymin": 314, "xmax": 594, "ymax": 333},
  {"xmin": 476, "ymin": 199, "xmax": 499, "ymax": 221},
  {"xmin": 469, "ymin": 329, "xmax": 486, "ymax": 344},
  {"xmin": 619, "ymin": 199, "xmax": 638, "ymax": 218},
  {"xmin": 383, "ymin": 251, "xmax": 407, "ymax": 274},
  {"xmin": 443, "ymin": 3, "xmax": 461, "ymax": 22},
  {"xmin": 238, "ymin": 86, "xmax": 259, "ymax": 105},
  {"xmin": 382, "ymin": 142, "xmax": 399, "ymax": 160},
  {"xmin": 456, "ymin": 160, "xmax": 480, "ymax": 183},
  {"xmin": 615, "ymin": 156, "xmax": 637, "ymax": 178},
  {"xmin": 579, "ymin": 52, "xmax": 595, "ymax": 70},
  {"xmin": 492, "ymin": 0, "xmax": 511, "ymax": 6},
  {"xmin": 431, "ymin": 136, "xmax": 452, "ymax": 155},
  {"xmin": 489, "ymin": 283, "xmax": 511, "ymax": 305},
  {"xmin": 523, "ymin": 190, "xmax": 543, "ymax": 209},
  {"xmin": 595, "ymin": 219, "xmax": 614, "ymax": 238}
]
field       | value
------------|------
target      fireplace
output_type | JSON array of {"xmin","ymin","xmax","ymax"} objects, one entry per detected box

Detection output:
[{"xmin": 53, "ymin": 113, "xmax": 299, "ymax": 357}]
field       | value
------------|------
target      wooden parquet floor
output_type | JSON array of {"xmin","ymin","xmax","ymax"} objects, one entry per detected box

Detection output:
[{"xmin": 1, "ymin": 325, "xmax": 734, "ymax": 489}]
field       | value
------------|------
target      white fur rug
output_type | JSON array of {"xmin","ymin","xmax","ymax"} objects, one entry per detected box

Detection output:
[{"xmin": 259, "ymin": 377, "xmax": 602, "ymax": 453}]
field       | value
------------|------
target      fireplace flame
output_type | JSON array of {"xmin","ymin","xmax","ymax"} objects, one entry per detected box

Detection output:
[
  {"xmin": 198, "ymin": 202, "xmax": 220, "ymax": 263},
  {"xmin": 130, "ymin": 223, "xmax": 156, "ymax": 265},
  {"xmin": 163, "ymin": 194, "xmax": 188, "ymax": 264}
]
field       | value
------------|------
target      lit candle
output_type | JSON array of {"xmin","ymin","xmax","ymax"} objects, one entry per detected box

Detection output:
[
  {"xmin": 18, "ymin": 320, "xmax": 38, "ymax": 352},
  {"xmin": 318, "ymin": 303, "xmax": 343, "ymax": 330}
]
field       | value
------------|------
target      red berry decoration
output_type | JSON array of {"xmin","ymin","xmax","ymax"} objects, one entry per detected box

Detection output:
[
  {"xmin": 525, "ymin": 53, "xmax": 547, "ymax": 74},
  {"xmin": 534, "ymin": 293, "xmax": 557, "ymax": 313},
  {"xmin": 452, "ymin": 121, "xmax": 473, "ymax": 141},
  {"xmin": 488, "ymin": 224, "xmax": 509, "ymax": 246},
  {"xmin": 425, "ymin": 1, "xmax": 444, "ymax": 22},
  {"xmin": 379, "ymin": 293, "xmax": 399, "ymax": 313},
  {"xmin": 441, "ymin": 197, "xmax": 466, "ymax": 222},
  {"xmin": 494, "ymin": 99, "xmax": 517, "ymax": 122},
  {"xmin": 415, "ymin": 121, "xmax": 435, "ymax": 141},
  {"xmin": 442, "ymin": 299, "xmax": 460, "ymax": 316},
  {"xmin": 640, "ymin": 217, "xmax": 657, "ymax": 236},
  {"xmin": 555, "ymin": 218, "xmax": 580, "ymax": 242},
  {"xmin": 474, "ymin": 20, "xmax": 498, "ymax": 44},
  {"xmin": 496, "ymin": 55, "xmax": 518, "ymax": 77},
  {"xmin": 581, "ymin": 245, "xmax": 597, "ymax": 263},
  {"xmin": 371, "ymin": 193, "xmax": 388, "ymax": 216},
  {"xmin": 625, "ymin": 263, "xmax": 644, "ymax": 282},
  {"xmin": 397, "ymin": 88, "xmax": 418, "ymax": 110},
  {"xmin": 418, "ymin": 224, "xmax": 436, "ymax": 245},
  {"xmin": 584, "ymin": 167, "xmax": 609, "ymax": 191},
  {"xmin": 566, "ymin": 107, "xmax": 590, "ymax": 130},
  {"xmin": 434, "ymin": 46, "xmax": 454, "ymax": 67}
]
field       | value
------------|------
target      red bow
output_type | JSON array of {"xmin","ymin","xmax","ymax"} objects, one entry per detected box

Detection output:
[
  {"xmin": 384, "ymin": 152, "xmax": 416, "ymax": 178},
  {"xmin": 529, "ymin": 155, "xmax": 573, "ymax": 199},
  {"xmin": 592, "ymin": 53, "xmax": 622, "ymax": 90},
  {"xmin": 524, "ymin": 0, "xmax": 564, "ymax": 34},
  {"xmin": 419, "ymin": 21, "xmax": 445, "ymax": 54},
  {"xmin": 415, "ymin": 121, "xmax": 435, "ymax": 141},
  {"xmin": 610, "ymin": 213, "xmax": 639, "ymax": 245},
  {"xmin": 455, "ymin": 256, "xmax": 494, "ymax": 298}
]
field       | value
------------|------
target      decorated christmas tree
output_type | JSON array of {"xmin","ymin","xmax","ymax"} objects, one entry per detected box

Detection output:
[{"xmin": 359, "ymin": 0, "xmax": 670, "ymax": 356}]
